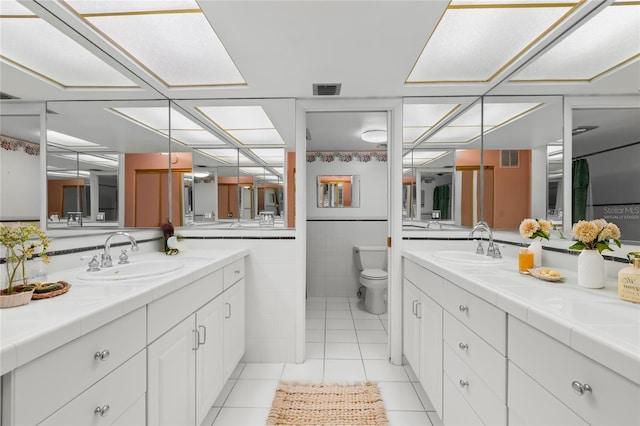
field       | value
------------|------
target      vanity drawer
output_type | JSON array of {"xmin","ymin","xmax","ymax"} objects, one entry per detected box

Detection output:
[
  {"xmin": 441, "ymin": 281, "xmax": 506, "ymax": 354},
  {"xmin": 39, "ymin": 350, "xmax": 146, "ymax": 426},
  {"xmin": 508, "ymin": 361, "xmax": 587, "ymax": 426},
  {"xmin": 443, "ymin": 373, "xmax": 483, "ymax": 426},
  {"xmin": 403, "ymin": 259, "xmax": 443, "ymax": 303},
  {"xmin": 509, "ymin": 316, "xmax": 640, "ymax": 426},
  {"xmin": 443, "ymin": 311, "xmax": 506, "ymax": 400},
  {"xmin": 6, "ymin": 307, "xmax": 146, "ymax": 426},
  {"xmin": 444, "ymin": 343, "xmax": 506, "ymax": 425},
  {"xmin": 148, "ymin": 269, "xmax": 223, "ymax": 342},
  {"xmin": 224, "ymin": 258, "xmax": 245, "ymax": 289}
]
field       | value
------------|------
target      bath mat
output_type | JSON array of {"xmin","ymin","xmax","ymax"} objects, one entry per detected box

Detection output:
[{"xmin": 267, "ymin": 381, "xmax": 388, "ymax": 426}]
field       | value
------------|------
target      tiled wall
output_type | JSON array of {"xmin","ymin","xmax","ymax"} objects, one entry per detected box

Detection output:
[{"xmin": 307, "ymin": 220, "xmax": 387, "ymax": 298}]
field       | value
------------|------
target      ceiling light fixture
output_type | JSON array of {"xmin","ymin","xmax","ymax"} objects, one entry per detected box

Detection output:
[{"xmin": 361, "ymin": 129, "xmax": 387, "ymax": 143}]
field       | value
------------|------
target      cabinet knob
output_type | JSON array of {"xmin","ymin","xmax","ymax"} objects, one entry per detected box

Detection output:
[
  {"xmin": 458, "ymin": 305, "xmax": 469, "ymax": 313},
  {"xmin": 234, "ymin": 269, "xmax": 241, "ymax": 274},
  {"xmin": 93, "ymin": 350, "xmax": 110, "ymax": 361},
  {"xmin": 94, "ymin": 404, "xmax": 110, "ymax": 417},
  {"xmin": 459, "ymin": 380, "xmax": 469, "ymax": 388},
  {"xmin": 458, "ymin": 342, "xmax": 468, "ymax": 350},
  {"xmin": 571, "ymin": 380, "xmax": 593, "ymax": 396}
]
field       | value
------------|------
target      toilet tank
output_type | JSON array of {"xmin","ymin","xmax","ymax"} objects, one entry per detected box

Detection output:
[{"xmin": 353, "ymin": 246, "xmax": 387, "ymax": 271}]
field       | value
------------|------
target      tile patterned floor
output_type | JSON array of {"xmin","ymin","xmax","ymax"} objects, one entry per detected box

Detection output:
[{"xmin": 204, "ymin": 297, "xmax": 443, "ymax": 426}]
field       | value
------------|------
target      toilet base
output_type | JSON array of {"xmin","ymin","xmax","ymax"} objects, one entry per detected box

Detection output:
[{"xmin": 364, "ymin": 287, "xmax": 387, "ymax": 314}]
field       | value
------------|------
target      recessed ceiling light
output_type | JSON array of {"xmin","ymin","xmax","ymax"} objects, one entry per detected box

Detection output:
[{"xmin": 361, "ymin": 130, "xmax": 387, "ymax": 143}]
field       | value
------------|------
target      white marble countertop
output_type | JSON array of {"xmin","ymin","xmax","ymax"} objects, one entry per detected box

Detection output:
[
  {"xmin": 403, "ymin": 249, "xmax": 640, "ymax": 385},
  {"xmin": 0, "ymin": 249, "xmax": 248, "ymax": 376}
]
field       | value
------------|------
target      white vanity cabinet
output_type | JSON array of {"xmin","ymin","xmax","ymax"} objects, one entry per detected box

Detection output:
[
  {"xmin": 509, "ymin": 316, "xmax": 640, "ymax": 426},
  {"xmin": 1, "ymin": 307, "xmax": 146, "ymax": 426},
  {"xmin": 403, "ymin": 259, "xmax": 444, "ymax": 417},
  {"xmin": 403, "ymin": 258, "xmax": 507, "ymax": 425},
  {"xmin": 147, "ymin": 259, "xmax": 246, "ymax": 426}
]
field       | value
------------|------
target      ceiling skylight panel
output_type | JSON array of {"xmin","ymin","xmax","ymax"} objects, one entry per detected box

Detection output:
[
  {"xmin": 0, "ymin": 15, "xmax": 137, "ymax": 88},
  {"xmin": 63, "ymin": 1, "xmax": 200, "ymax": 15},
  {"xmin": 406, "ymin": 3, "xmax": 576, "ymax": 83},
  {"xmin": 424, "ymin": 126, "xmax": 481, "ymax": 144},
  {"xmin": 47, "ymin": 130, "xmax": 103, "ymax": 148},
  {"xmin": 110, "ymin": 107, "xmax": 170, "ymax": 132},
  {"xmin": 170, "ymin": 130, "xmax": 225, "ymax": 146},
  {"xmin": 198, "ymin": 106, "xmax": 276, "ymax": 129},
  {"xmin": 196, "ymin": 148, "xmax": 243, "ymax": 165},
  {"xmin": 227, "ymin": 129, "xmax": 285, "ymax": 146},
  {"xmin": 403, "ymin": 104, "xmax": 460, "ymax": 127},
  {"xmin": 511, "ymin": 3, "xmax": 640, "ymax": 81},
  {"xmin": 411, "ymin": 150, "xmax": 449, "ymax": 166},
  {"xmin": 249, "ymin": 148, "xmax": 285, "ymax": 166},
  {"xmin": 403, "ymin": 127, "xmax": 430, "ymax": 144},
  {"xmin": 68, "ymin": 4, "xmax": 245, "ymax": 87}
]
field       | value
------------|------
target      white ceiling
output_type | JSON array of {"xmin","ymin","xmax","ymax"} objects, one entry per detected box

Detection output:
[{"xmin": 0, "ymin": 0, "xmax": 638, "ymax": 161}]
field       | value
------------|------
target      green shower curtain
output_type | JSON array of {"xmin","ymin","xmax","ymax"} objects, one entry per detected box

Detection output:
[
  {"xmin": 572, "ymin": 158, "xmax": 590, "ymax": 224},
  {"xmin": 432, "ymin": 184, "xmax": 450, "ymax": 220}
]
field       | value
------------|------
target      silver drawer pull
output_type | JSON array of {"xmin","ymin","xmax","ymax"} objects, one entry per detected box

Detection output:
[
  {"xmin": 93, "ymin": 350, "xmax": 110, "ymax": 361},
  {"xmin": 459, "ymin": 380, "xmax": 469, "ymax": 388},
  {"xmin": 234, "ymin": 269, "xmax": 241, "ymax": 274},
  {"xmin": 459, "ymin": 342, "xmax": 468, "ymax": 350},
  {"xmin": 571, "ymin": 380, "xmax": 592, "ymax": 396},
  {"xmin": 458, "ymin": 305, "xmax": 469, "ymax": 313},
  {"xmin": 94, "ymin": 404, "xmax": 110, "ymax": 417},
  {"xmin": 225, "ymin": 302, "xmax": 232, "ymax": 319}
]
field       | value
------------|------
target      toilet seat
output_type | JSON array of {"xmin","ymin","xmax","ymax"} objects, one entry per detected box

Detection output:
[{"xmin": 360, "ymin": 268, "xmax": 387, "ymax": 280}]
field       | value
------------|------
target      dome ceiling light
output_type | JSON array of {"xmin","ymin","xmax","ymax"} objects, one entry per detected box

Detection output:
[{"xmin": 361, "ymin": 129, "xmax": 387, "ymax": 143}]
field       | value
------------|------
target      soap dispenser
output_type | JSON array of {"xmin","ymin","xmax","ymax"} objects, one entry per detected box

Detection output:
[{"xmin": 618, "ymin": 252, "xmax": 640, "ymax": 303}]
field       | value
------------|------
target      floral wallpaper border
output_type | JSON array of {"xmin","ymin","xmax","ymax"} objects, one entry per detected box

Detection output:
[
  {"xmin": 307, "ymin": 151, "xmax": 387, "ymax": 163},
  {"xmin": 0, "ymin": 135, "xmax": 40, "ymax": 156}
]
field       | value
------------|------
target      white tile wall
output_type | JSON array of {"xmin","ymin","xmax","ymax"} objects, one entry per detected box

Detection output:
[{"xmin": 307, "ymin": 220, "xmax": 387, "ymax": 298}]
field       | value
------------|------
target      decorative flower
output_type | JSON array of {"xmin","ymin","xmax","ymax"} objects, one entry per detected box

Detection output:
[
  {"xmin": 570, "ymin": 219, "xmax": 621, "ymax": 253},
  {"xmin": 519, "ymin": 218, "xmax": 550, "ymax": 241},
  {"xmin": 1, "ymin": 223, "xmax": 50, "ymax": 294}
]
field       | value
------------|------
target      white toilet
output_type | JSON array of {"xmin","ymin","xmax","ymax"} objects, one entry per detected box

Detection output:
[{"xmin": 353, "ymin": 246, "xmax": 388, "ymax": 314}]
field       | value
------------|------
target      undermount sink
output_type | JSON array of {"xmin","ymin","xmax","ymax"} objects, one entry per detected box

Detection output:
[
  {"xmin": 432, "ymin": 250, "xmax": 504, "ymax": 265},
  {"xmin": 77, "ymin": 260, "xmax": 184, "ymax": 281}
]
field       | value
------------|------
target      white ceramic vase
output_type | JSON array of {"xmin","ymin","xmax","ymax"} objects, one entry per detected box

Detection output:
[
  {"xmin": 528, "ymin": 239, "xmax": 543, "ymax": 268},
  {"xmin": 577, "ymin": 249, "xmax": 605, "ymax": 289}
]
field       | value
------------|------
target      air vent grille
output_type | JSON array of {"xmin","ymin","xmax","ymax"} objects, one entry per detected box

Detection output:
[{"xmin": 312, "ymin": 83, "xmax": 341, "ymax": 96}]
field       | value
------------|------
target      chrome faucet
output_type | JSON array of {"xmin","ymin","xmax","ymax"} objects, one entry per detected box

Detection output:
[
  {"xmin": 101, "ymin": 232, "xmax": 139, "ymax": 267},
  {"xmin": 469, "ymin": 221, "xmax": 501, "ymax": 259}
]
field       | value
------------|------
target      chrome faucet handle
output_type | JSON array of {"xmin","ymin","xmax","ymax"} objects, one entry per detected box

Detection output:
[
  {"xmin": 118, "ymin": 249, "xmax": 130, "ymax": 264},
  {"xmin": 100, "ymin": 253, "xmax": 113, "ymax": 268},
  {"xmin": 492, "ymin": 244, "xmax": 502, "ymax": 259},
  {"xmin": 486, "ymin": 241, "xmax": 495, "ymax": 257},
  {"xmin": 475, "ymin": 239, "xmax": 484, "ymax": 255},
  {"xmin": 81, "ymin": 254, "xmax": 101, "ymax": 272}
]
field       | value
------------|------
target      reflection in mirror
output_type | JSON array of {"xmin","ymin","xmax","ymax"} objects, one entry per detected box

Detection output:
[
  {"xmin": 46, "ymin": 99, "xmax": 173, "ymax": 229},
  {"xmin": 0, "ymin": 108, "xmax": 42, "ymax": 222},
  {"xmin": 572, "ymin": 107, "xmax": 640, "ymax": 243},
  {"xmin": 403, "ymin": 96, "xmax": 481, "ymax": 228},
  {"xmin": 46, "ymin": 145, "xmax": 119, "ymax": 227},
  {"xmin": 481, "ymin": 95, "xmax": 563, "ymax": 230},
  {"xmin": 190, "ymin": 147, "xmax": 285, "ymax": 227},
  {"xmin": 316, "ymin": 175, "xmax": 360, "ymax": 208}
]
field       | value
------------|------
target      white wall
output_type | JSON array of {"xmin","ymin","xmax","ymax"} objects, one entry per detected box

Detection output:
[
  {"xmin": 0, "ymin": 143, "xmax": 40, "ymax": 220},
  {"xmin": 307, "ymin": 220, "xmax": 387, "ymax": 297},
  {"xmin": 307, "ymin": 155, "xmax": 387, "ymax": 219}
]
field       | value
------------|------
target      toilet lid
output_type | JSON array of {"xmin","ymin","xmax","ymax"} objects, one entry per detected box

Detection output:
[{"xmin": 361, "ymin": 269, "xmax": 388, "ymax": 280}]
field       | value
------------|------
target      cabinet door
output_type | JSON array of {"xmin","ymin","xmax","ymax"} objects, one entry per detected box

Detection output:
[
  {"xmin": 419, "ymin": 292, "xmax": 443, "ymax": 418},
  {"xmin": 403, "ymin": 279, "xmax": 420, "ymax": 375},
  {"xmin": 196, "ymin": 297, "xmax": 225, "ymax": 425},
  {"xmin": 223, "ymin": 279, "xmax": 245, "ymax": 381},
  {"xmin": 148, "ymin": 315, "xmax": 196, "ymax": 426}
]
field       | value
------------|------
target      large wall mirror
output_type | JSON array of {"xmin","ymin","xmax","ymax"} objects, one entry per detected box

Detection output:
[
  {"xmin": 571, "ymin": 106, "xmax": 640, "ymax": 243},
  {"xmin": 402, "ymin": 95, "xmax": 563, "ymax": 232}
]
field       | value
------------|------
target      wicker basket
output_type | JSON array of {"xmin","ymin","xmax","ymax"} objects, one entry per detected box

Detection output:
[
  {"xmin": 0, "ymin": 285, "xmax": 34, "ymax": 308},
  {"xmin": 32, "ymin": 281, "xmax": 71, "ymax": 300}
]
